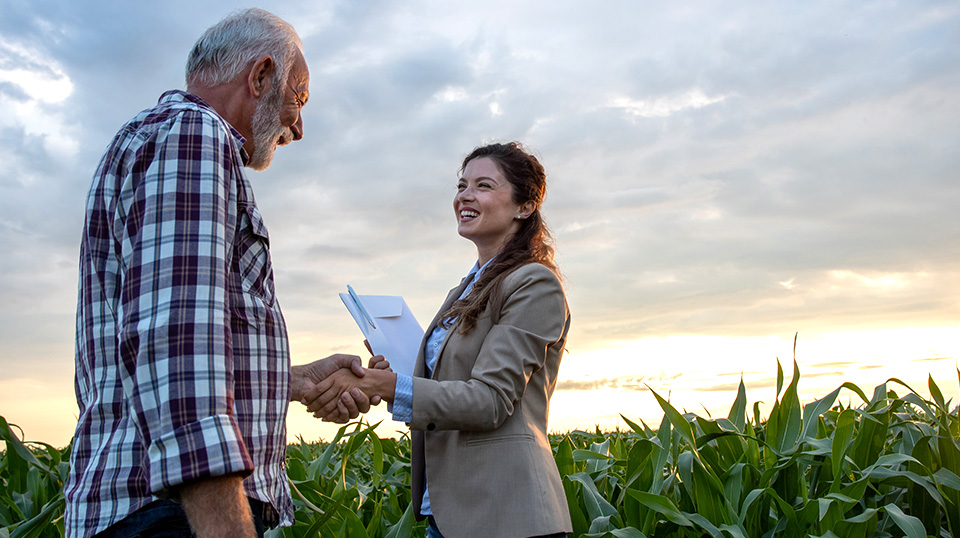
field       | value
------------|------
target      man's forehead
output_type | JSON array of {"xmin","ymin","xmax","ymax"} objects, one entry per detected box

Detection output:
[{"xmin": 289, "ymin": 50, "xmax": 309, "ymax": 85}]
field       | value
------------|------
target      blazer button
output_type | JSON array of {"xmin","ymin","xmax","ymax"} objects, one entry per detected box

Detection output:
[{"xmin": 427, "ymin": 423, "xmax": 436, "ymax": 431}]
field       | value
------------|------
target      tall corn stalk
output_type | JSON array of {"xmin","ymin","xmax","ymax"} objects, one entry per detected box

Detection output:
[
  {"xmin": 2, "ymin": 359, "xmax": 958, "ymax": 538},
  {"xmin": 559, "ymin": 359, "xmax": 960, "ymax": 538}
]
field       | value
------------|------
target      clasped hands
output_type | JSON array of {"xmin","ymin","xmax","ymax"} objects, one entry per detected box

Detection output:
[{"xmin": 291, "ymin": 353, "xmax": 394, "ymax": 423}]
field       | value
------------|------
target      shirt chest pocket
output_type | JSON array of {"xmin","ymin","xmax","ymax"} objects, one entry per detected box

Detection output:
[{"xmin": 235, "ymin": 204, "xmax": 276, "ymax": 306}]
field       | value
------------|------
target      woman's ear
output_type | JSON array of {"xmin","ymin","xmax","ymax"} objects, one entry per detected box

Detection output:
[{"xmin": 517, "ymin": 201, "xmax": 536, "ymax": 219}]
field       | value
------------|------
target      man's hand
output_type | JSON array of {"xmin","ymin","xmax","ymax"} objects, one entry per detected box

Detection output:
[
  {"xmin": 180, "ymin": 475, "xmax": 256, "ymax": 538},
  {"xmin": 301, "ymin": 364, "xmax": 397, "ymax": 420},
  {"xmin": 290, "ymin": 353, "xmax": 363, "ymax": 402},
  {"xmin": 290, "ymin": 354, "xmax": 379, "ymax": 423},
  {"xmin": 302, "ymin": 368, "xmax": 368, "ymax": 419}
]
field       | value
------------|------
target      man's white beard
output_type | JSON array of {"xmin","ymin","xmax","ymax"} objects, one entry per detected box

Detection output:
[{"xmin": 247, "ymin": 83, "xmax": 294, "ymax": 171}]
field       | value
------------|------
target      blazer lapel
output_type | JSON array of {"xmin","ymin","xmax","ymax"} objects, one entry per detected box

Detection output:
[{"xmin": 417, "ymin": 276, "xmax": 472, "ymax": 379}]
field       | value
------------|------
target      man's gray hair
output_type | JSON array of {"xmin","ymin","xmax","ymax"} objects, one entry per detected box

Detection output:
[{"xmin": 186, "ymin": 8, "xmax": 302, "ymax": 88}]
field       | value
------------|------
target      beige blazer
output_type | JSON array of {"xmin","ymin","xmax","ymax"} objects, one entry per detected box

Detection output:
[{"xmin": 409, "ymin": 262, "xmax": 572, "ymax": 538}]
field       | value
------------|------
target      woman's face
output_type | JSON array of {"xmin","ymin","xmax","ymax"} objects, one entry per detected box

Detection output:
[{"xmin": 454, "ymin": 157, "xmax": 527, "ymax": 261}]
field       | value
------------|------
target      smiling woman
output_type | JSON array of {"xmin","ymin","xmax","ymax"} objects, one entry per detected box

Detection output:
[{"xmin": 301, "ymin": 141, "xmax": 571, "ymax": 538}]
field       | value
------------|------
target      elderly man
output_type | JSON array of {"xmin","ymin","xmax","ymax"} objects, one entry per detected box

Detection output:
[{"xmin": 65, "ymin": 9, "xmax": 370, "ymax": 538}]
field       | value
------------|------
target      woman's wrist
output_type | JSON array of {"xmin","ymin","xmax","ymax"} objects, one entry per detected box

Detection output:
[{"xmin": 364, "ymin": 368, "xmax": 397, "ymax": 403}]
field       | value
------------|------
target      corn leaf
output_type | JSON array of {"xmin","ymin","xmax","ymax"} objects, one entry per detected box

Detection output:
[
  {"xmin": 728, "ymin": 378, "xmax": 747, "ymax": 432},
  {"xmin": 884, "ymin": 503, "xmax": 926, "ymax": 538},
  {"xmin": 568, "ymin": 472, "xmax": 618, "ymax": 520},
  {"xmin": 382, "ymin": 502, "xmax": 414, "ymax": 538},
  {"xmin": 626, "ymin": 490, "xmax": 693, "ymax": 527}
]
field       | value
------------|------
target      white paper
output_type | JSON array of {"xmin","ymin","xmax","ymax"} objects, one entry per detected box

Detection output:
[{"xmin": 339, "ymin": 289, "xmax": 424, "ymax": 378}]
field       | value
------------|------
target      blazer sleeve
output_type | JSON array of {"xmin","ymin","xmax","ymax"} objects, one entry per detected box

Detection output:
[{"xmin": 409, "ymin": 264, "xmax": 568, "ymax": 431}]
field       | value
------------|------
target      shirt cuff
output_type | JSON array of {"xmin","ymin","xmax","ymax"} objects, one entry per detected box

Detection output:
[
  {"xmin": 146, "ymin": 414, "xmax": 253, "ymax": 495},
  {"xmin": 392, "ymin": 373, "xmax": 414, "ymax": 423}
]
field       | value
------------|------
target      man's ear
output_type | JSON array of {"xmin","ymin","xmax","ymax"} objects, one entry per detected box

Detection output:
[{"xmin": 247, "ymin": 55, "xmax": 275, "ymax": 98}]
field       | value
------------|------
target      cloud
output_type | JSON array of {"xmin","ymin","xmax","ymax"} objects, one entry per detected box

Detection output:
[
  {"xmin": 607, "ymin": 90, "xmax": 728, "ymax": 119},
  {"xmin": 0, "ymin": 38, "xmax": 73, "ymax": 102},
  {"xmin": 913, "ymin": 356, "xmax": 956, "ymax": 363},
  {"xmin": 0, "ymin": 36, "xmax": 77, "ymax": 158},
  {"xmin": 558, "ymin": 373, "xmax": 681, "ymax": 392},
  {"xmin": 0, "ymin": 0, "xmax": 959, "ymax": 441}
]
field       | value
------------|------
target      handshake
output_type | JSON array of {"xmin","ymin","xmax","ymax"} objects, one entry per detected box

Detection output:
[{"xmin": 289, "ymin": 352, "xmax": 395, "ymax": 423}]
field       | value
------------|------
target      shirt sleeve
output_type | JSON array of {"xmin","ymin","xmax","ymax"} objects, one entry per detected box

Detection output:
[
  {"xmin": 391, "ymin": 373, "xmax": 414, "ymax": 423},
  {"xmin": 115, "ymin": 107, "xmax": 253, "ymax": 495}
]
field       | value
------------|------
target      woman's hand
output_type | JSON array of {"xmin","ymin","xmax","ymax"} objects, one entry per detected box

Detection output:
[
  {"xmin": 363, "ymin": 341, "xmax": 392, "ymax": 372},
  {"xmin": 369, "ymin": 354, "xmax": 392, "ymax": 371}
]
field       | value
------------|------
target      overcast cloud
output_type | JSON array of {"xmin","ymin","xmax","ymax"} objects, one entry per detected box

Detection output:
[{"xmin": 1, "ymin": 0, "xmax": 958, "ymax": 441}]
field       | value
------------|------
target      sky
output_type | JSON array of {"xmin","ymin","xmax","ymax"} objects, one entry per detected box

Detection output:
[{"xmin": 0, "ymin": 0, "xmax": 958, "ymax": 446}]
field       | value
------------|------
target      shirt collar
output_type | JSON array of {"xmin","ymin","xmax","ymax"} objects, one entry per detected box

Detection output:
[
  {"xmin": 466, "ymin": 255, "xmax": 497, "ymax": 282},
  {"xmin": 158, "ymin": 90, "xmax": 249, "ymax": 162}
]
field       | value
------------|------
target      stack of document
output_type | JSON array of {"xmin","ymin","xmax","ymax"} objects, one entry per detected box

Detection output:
[{"xmin": 339, "ymin": 285, "xmax": 424, "ymax": 378}]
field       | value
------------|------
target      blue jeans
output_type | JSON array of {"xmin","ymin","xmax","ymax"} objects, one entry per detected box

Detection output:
[
  {"xmin": 427, "ymin": 517, "xmax": 444, "ymax": 538},
  {"xmin": 93, "ymin": 498, "xmax": 268, "ymax": 538}
]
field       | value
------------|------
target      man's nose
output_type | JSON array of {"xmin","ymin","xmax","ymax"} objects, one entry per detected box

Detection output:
[{"xmin": 291, "ymin": 114, "xmax": 303, "ymax": 141}]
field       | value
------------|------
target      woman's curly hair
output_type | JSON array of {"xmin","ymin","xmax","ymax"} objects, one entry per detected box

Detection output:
[{"xmin": 441, "ymin": 142, "xmax": 559, "ymax": 334}]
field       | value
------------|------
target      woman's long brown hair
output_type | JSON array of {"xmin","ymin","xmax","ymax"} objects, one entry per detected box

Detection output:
[{"xmin": 440, "ymin": 142, "xmax": 558, "ymax": 334}]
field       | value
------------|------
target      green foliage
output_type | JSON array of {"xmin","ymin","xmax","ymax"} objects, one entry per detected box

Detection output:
[
  {"xmin": 0, "ymin": 416, "xmax": 68, "ymax": 538},
  {"xmin": 570, "ymin": 362, "xmax": 960, "ymax": 538},
  {"xmin": 2, "ymin": 362, "xmax": 958, "ymax": 537},
  {"xmin": 276, "ymin": 421, "xmax": 423, "ymax": 537}
]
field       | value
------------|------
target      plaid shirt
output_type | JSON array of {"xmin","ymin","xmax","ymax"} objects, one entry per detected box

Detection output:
[{"xmin": 66, "ymin": 91, "xmax": 294, "ymax": 538}]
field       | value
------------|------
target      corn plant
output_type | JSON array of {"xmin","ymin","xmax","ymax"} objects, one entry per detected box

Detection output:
[
  {"xmin": 2, "ymin": 359, "xmax": 958, "ymax": 538},
  {"xmin": 0, "ymin": 415, "xmax": 68, "ymax": 538},
  {"xmin": 273, "ymin": 421, "xmax": 422, "ymax": 538},
  {"xmin": 558, "ymin": 359, "xmax": 960, "ymax": 538}
]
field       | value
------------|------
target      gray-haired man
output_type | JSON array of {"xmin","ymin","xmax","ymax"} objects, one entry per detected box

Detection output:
[{"xmin": 66, "ymin": 9, "xmax": 371, "ymax": 538}]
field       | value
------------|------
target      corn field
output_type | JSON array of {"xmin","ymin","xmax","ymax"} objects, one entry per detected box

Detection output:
[{"xmin": 2, "ymin": 360, "xmax": 958, "ymax": 537}]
